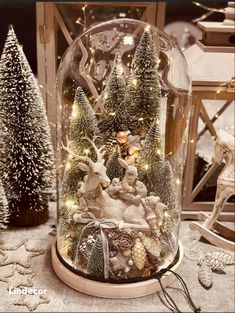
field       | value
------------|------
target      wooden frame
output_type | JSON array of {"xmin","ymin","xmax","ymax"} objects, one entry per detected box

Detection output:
[
  {"xmin": 36, "ymin": 2, "xmax": 166, "ymax": 144},
  {"xmin": 36, "ymin": 2, "xmax": 57, "ymax": 144},
  {"xmin": 182, "ymin": 87, "xmax": 234, "ymax": 221}
]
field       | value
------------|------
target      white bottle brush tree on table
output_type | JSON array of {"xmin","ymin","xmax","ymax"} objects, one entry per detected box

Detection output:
[
  {"xmin": 0, "ymin": 25, "xmax": 54, "ymax": 227},
  {"xmin": 0, "ymin": 179, "xmax": 9, "ymax": 230}
]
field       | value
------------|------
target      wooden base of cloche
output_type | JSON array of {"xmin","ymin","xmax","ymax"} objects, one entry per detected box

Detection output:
[{"xmin": 51, "ymin": 238, "xmax": 184, "ymax": 299}]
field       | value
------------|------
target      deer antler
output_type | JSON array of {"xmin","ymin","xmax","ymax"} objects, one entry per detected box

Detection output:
[
  {"xmin": 61, "ymin": 135, "xmax": 94, "ymax": 165},
  {"xmin": 82, "ymin": 136, "xmax": 106, "ymax": 163}
]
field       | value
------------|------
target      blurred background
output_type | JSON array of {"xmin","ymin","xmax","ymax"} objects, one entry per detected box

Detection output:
[{"xmin": 0, "ymin": 1, "xmax": 227, "ymax": 76}]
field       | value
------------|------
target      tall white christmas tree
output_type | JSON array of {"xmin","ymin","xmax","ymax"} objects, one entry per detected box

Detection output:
[
  {"xmin": 0, "ymin": 118, "xmax": 6, "ymax": 171},
  {"xmin": 0, "ymin": 179, "xmax": 9, "ymax": 230},
  {"xmin": 0, "ymin": 25, "xmax": 54, "ymax": 227}
]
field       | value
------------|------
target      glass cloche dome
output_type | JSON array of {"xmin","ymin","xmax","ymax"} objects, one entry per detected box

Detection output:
[{"xmin": 55, "ymin": 19, "xmax": 191, "ymax": 284}]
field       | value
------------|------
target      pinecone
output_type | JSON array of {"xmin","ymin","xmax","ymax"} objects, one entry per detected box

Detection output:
[
  {"xmin": 161, "ymin": 231, "xmax": 176, "ymax": 253},
  {"xmin": 132, "ymin": 238, "xmax": 147, "ymax": 270},
  {"xmin": 87, "ymin": 234, "xmax": 96, "ymax": 245},
  {"xmin": 199, "ymin": 249, "xmax": 234, "ymax": 271},
  {"xmin": 198, "ymin": 263, "xmax": 213, "ymax": 288},
  {"xmin": 79, "ymin": 234, "xmax": 96, "ymax": 259},
  {"xmin": 104, "ymin": 135, "xmax": 117, "ymax": 157}
]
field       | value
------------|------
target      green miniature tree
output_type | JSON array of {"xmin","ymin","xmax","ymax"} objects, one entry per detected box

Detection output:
[
  {"xmin": 139, "ymin": 118, "xmax": 176, "ymax": 210},
  {"xmin": 106, "ymin": 145, "xmax": 124, "ymax": 181},
  {"xmin": 125, "ymin": 29, "xmax": 161, "ymax": 131},
  {"xmin": 138, "ymin": 118, "xmax": 164, "ymax": 191},
  {"xmin": 59, "ymin": 87, "xmax": 100, "ymax": 254},
  {"xmin": 99, "ymin": 54, "xmax": 128, "ymax": 133},
  {"xmin": 61, "ymin": 86, "xmax": 100, "ymax": 203}
]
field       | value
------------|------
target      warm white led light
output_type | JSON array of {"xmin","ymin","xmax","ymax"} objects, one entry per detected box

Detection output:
[
  {"xmin": 132, "ymin": 78, "xmax": 137, "ymax": 86},
  {"xmin": 123, "ymin": 35, "xmax": 134, "ymax": 45},
  {"xmin": 144, "ymin": 164, "xmax": 149, "ymax": 170},
  {"xmin": 65, "ymin": 199, "xmax": 74, "ymax": 208},
  {"xmin": 84, "ymin": 148, "xmax": 90, "ymax": 155}
]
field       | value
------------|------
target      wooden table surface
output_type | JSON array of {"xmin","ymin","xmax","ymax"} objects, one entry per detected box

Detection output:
[{"xmin": 0, "ymin": 202, "xmax": 234, "ymax": 312}]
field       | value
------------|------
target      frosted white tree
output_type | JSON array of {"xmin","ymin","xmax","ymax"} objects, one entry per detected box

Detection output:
[
  {"xmin": 0, "ymin": 25, "xmax": 54, "ymax": 227},
  {"xmin": 0, "ymin": 179, "xmax": 9, "ymax": 230}
]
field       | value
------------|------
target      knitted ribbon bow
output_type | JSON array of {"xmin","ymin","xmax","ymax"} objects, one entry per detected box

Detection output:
[{"xmin": 73, "ymin": 212, "xmax": 117, "ymax": 279}]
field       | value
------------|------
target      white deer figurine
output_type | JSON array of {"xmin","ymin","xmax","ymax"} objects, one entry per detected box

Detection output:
[
  {"xmin": 62, "ymin": 137, "xmax": 150, "ymax": 230},
  {"xmin": 62, "ymin": 136, "xmax": 110, "ymax": 218}
]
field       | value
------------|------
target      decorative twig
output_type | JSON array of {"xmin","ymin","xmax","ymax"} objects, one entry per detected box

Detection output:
[{"xmin": 78, "ymin": 39, "xmax": 102, "ymax": 111}]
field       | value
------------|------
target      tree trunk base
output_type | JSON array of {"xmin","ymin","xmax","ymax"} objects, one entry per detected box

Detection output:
[{"xmin": 9, "ymin": 205, "xmax": 49, "ymax": 227}]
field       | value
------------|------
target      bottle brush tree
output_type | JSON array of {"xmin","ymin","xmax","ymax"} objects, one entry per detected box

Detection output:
[
  {"xmin": 99, "ymin": 54, "xmax": 129, "ymax": 134},
  {"xmin": 0, "ymin": 25, "xmax": 54, "ymax": 226},
  {"xmin": 125, "ymin": 29, "xmax": 161, "ymax": 132},
  {"xmin": 139, "ymin": 118, "xmax": 176, "ymax": 210},
  {"xmin": 58, "ymin": 87, "xmax": 100, "ymax": 254},
  {"xmin": 0, "ymin": 179, "xmax": 9, "ymax": 230}
]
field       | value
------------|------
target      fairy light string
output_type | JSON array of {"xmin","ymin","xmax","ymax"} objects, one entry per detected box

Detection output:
[{"xmin": 192, "ymin": 2, "xmax": 226, "ymax": 23}]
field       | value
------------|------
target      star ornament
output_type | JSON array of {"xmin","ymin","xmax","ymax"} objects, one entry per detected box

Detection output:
[
  {"xmin": 0, "ymin": 264, "xmax": 14, "ymax": 281},
  {"xmin": 0, "ymin": 239, "xmax": 44, "ymax": 268},
  {"xmin": 14, "ymin": 294, "xmax": 50, "ymax": 312},
  {"xmin": 110, "ymin": 252, "xmax": 130, "ymax": 272},
  {"xmin": 0, "ymin": 250, "xmax": 7, "ymax": 263},
  {"xmin": 0, "ymin": 265, "xmax": 36, "ymax": 290}
]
